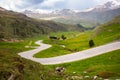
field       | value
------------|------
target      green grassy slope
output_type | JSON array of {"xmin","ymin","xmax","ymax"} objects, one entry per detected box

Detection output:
[
  {"xmin": 0, "ymin": 7, "xmax": 120, "ymax": 79},
  {"xmin": 0, "ymin": 36, "xmax": 119, "ymax": 80},
  {"xmin": 34, "ymin": 31, "xmax": 92, "ymax": 58},
  {"xmin": 93, "ymin": 15, "xmax": 120, "ymax": 45},
  {"xmin": 34, "ymin": 15, "xmax": 120, "ymax": 58},
  {"xmin": 0, "ymin": 38, "xmax": 63, "ymax": 80},
  {"xmin": 47, "ymin": 49, "xmax": 120, "ymax": 79},
  {"xmin": 44, "ymin": 15, "xmax": 120, "ymax": 79}
]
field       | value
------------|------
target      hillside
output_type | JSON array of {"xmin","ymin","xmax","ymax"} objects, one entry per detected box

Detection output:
[
  {"xmin": 0, "ymin": 14, "xmax": 120, "ymax": 80},
  {"xmin": 78, "ymin": 8, "xmax": 120, "ymax": 23},
  {"xmin": 93, "ymin": 15, "xmax": 120, "ymax": 43},
  {"xmin": 0, "ymin": 38, "xmax": 64, "ymax": 80},
  {"xmin": 52, "ymin": 17, "xmax": 99, "ymax": 28},
  {"xmin": 32, "ymin": 15, "xmax": 120, "ymax": 79},
  {"xmin": 34, "ymin": 15, "xmax": 120, "ymax": 58},
  {"xmin": 0, "ymin": 8, "xmax": 85, "ymax": 40}
]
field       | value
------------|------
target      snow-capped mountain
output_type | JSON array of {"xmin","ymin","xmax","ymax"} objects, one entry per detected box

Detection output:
[
  {"xmin": 76, "ymin": 0, "xmax": 120, "ymax": 23},
  {"xmin": 103, "ymin": 0, "xmax": 120, "ymax": 9},
  {"xmin": 23, "ymin": 0, "xmax": 120, "ymax": 16},
  {"xmin": 23, "ymin": 9, "xmax": 79, "ymax": 16},
  {"xmin": 88, "ymin": 0, "xmax": 120, "ymax": 12},
  {"xmin": 23, "ymin": 9, "xmax": 52, "ymax": 14},
  {"xmin": 23, "ymin": 9, "xmax": 80, "ymax": 19},
  {"xmin": 51, "ymin": 9, "xmax": 79, "ymax": 17},
  {"xmin": 22, "ymin": 0, "xmax": 120, "ymax": 28},
  {"xmin": 52, "ymin": 9, "xmax": 79, "ymax": 14}
]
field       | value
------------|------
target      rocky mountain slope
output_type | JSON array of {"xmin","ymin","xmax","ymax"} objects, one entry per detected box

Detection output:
[
  {"xmin": 77, "ymin": 0, "xmax": 120, "ymax": 23},
  {"xmin": 0, "ymin": 7, "xmax": 85, "ymax": 39}
]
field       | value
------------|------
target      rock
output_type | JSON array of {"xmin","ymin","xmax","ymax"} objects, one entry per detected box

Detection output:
[
  {"xmin": 1, "ymin": 38, "xmax": 8, "ymax": 42},
  {"xmin": 83, "ymin": 71, "xmax": 87, "ymax": 74},
  {"xmin": 84, "ymin": 75, "xmax": 90, "ymax": 78},
  {"xmin": 60, "ymin": 45, "xmax": 66, "ymax": 48},
  {"xmin": 71, "ymin": 76, "xmax": 83, "ymax": 80},
  {"xmin": 73, "ymin": 72, "xmax": 76, "ymax": 74},
  {"xmin": 55, "ymin": 67, "xmax": 65, "ymax": 75},
  {"xmin": 25, "ymin": 46, "xmax": 29, "ymax": 48},
  {"xmin": 93, "ymin": 75, "xmax": 98, "ymax": 80}
]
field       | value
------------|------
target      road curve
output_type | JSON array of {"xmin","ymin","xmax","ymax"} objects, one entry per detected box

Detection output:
[{"xmin": 18, "ymin": 40, "xmax": 120, "ymax": 65}]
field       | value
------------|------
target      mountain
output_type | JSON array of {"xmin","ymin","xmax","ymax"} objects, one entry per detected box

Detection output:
[
  {"xmin": 89, "ymin": 0, "xmax": 120, "ymax": 12},
  {"xmin": 23, "ymin": 9, "xmax": 98, "ymax": 28},
  {"xmin": 77, "ymin": 0, "xmax": 120, "ymax": 23},
  {"xmin": 93, "ymin": 14, "xmax": 120, "ymax": 42},
  {"xmin": 77, "ymin": 8, "xmax": 120, "ymax": 22},
  {"xmin": 0, "ymin": 7, "xmax": 85, "ymax": 40},
  {"xmin": 23, "ymin": 0, "xmax": 120, "ymax": 28},
  {"xmin": 98, "ymin": 0, "xmax": 120, "ymax": 10}
]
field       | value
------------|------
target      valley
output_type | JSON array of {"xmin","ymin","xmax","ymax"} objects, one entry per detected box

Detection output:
[{"xmin": 0, "ymin": 0, "xmax": 120, "ymax": 80}]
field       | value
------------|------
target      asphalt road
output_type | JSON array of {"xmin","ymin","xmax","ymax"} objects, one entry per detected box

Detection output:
[{"xmin": 18, "ymin": 40, "xmax": 120, "ymax": 65}]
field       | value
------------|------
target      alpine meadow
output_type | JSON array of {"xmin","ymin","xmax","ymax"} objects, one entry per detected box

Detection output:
[{"xmin": 0, "ymin": 0, "xmax": 120, "ymax": 80}]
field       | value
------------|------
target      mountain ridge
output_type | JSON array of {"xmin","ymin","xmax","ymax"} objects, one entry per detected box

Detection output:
[
  {"xmin": 0, "ymin": 7, "xmax": 85, "ymax": 40},
  {"xmin": 23, "ymin": 0, "xmax": 120, "ymax": 28}
]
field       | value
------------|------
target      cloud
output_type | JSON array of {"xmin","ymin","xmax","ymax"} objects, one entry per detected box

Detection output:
[
  {"xmin": 0, "ymin": 0, "xmax": 116, "ymax": 11},
  {"xmin": 37, "ymin": 0, "xmax": 96, "ymax": 10},
  {"xmin": 0, "ymin": 0, "xmax": 44, "ymax": 11},
  {"xmin": 31, "ymin": 0, "xmax": 66, "ymax": 10},
  {"xmin": 93, "ymin": 0, "xmax": 116, "ymax": 4},
  {"xmin": 41, "ymin": 0, "xmax": 64, "ymax": 7},
  {"xmin": 65, "ymin": 0, "xmax": 96, "ymax": 10},
  {"xmin": 16, "ymin": 0, "xmax": 43, "ymax": 8}
]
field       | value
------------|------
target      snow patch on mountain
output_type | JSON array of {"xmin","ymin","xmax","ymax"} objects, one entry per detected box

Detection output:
[
  {"xmin": 94, "ymin": 0, "xmax": 120, "ymax": 10},
  {"xmin": 24, "ymin": 9, "xmax": 53, "ymax": 14},
  {"xmin": 80, "ymin": 8, "xmax": 94, "ymax": 12}
]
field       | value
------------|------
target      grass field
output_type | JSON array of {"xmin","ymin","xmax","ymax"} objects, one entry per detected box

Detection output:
[
  {"xmin": 0, "ymin": 37, "xmax": 62, "ymax": 80},
  {"xmin": 34, "ymin": 31, "xmax": 93, "ymax": 58},
  {"xmin": 34, "ymin": 15, "xmax": 120, "ymax": 58},
  {"xmin": 33, "ymin": 16, "xmax": 120, "ymax": 79},
  {"xmin": 0, "ymin": 33, "xmax": 120, "ymax": 79},
  {"xmin": 1, "ymin": 15, "xmax": 120, "ymax": 80},
  {"xmin": 34, "ymin": 23, "xmax": 120, "ymax": 58},
  {"xmin": 46, "ymin": 49, "xmax": 120, "ymax": 79}
]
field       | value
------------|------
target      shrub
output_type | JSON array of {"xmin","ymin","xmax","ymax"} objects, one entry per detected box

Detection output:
[
  {"xmin": 89, "ymin": 40, "xmax": 95, "ymax": 47},
  {"xmin": 61, "ymin": 35, "xmax": 66, "ymax": 40}
]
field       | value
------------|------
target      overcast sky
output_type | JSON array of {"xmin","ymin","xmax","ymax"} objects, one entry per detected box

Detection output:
[{"xmin": 0, "ymin": 0, "xmax": 116, "ymax": 12}]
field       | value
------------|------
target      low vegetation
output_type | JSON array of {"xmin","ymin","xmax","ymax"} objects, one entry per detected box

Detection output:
[
  {"xmin": 0, "ymin": 7, "xmax": 120, "ymax": 79},
  {"xmin": 34, "ymin": 15, "xmax": 120, "ymax": 58},
  {"xmin": 47, "ymin": 16, "xmax": 120, "ymax": 80},
  {"xmin": 47, "ymin": 49, "xmax": 120, "ymax": 79},
  {"xmin": 0, "ymin": 38, "xmax": 64, "ymax": 80}
]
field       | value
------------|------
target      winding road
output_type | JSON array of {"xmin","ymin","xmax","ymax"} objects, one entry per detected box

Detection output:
[{"xmin": 18, "ymin": 40, "xmax": 120, "ymax": 65}]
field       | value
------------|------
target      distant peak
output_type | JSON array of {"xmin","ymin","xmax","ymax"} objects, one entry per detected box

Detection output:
[
  {"xmin": 95, "ymin": 0, "xmax": 120, "ymax": 10},
  {"xmin": 23, "ymin": 9, "xmax": 52, "ymax": 14}
]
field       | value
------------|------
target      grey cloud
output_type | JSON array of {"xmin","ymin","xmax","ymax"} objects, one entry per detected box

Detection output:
[{"xmin": 16, "ymin": 0, "xmax": 44, "ymax": 9}]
